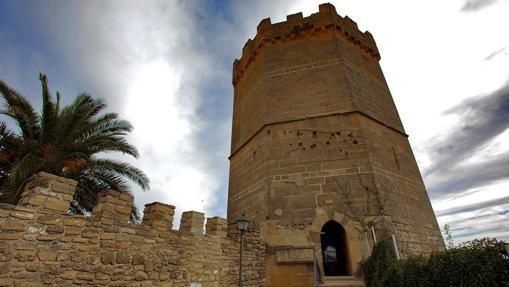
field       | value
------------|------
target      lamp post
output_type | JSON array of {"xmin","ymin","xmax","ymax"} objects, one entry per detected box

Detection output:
[{"xmin": 236, "ymin": 218, "xmax": 250, "ymax": 287}]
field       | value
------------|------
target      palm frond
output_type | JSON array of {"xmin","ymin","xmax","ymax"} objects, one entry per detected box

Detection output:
[
  {"xmin": 56, "ymin": 91, "xmax": 61, "ymax": 113},
  {"xmin": 82, "ymin": 168, "xmax": 131, "ymax": 194},
  {"xmin": 7, "ymin": 152, "xmax": 44, "ymax": 188},
  {"xmin": 83, "ymin": 135, "xmax": 140, "ymax": 158},
  {"xmin": 0, "ymin": 176, "xmax": 32, "ymax": 204},
  {"xmin": 0, "ymin": 122, "xmax": 22, "ymax": 191},
  {"xmin": 0, "ymin": 121, "xmax": 20, "ymax": 149},
  {"xmin": 39, "ymin": 73, "xmax": 57, "ymax": 143},
  {"xmin": 88, "ymin": 158, "xmax": 149, "ymax": 191},
  {"xmin": 129, "ymin": 205, "xmax": 141, "ymax": 223},
  {"xmin": 0, "ymin": 80, "xmax": 40, "ymax": 139}
]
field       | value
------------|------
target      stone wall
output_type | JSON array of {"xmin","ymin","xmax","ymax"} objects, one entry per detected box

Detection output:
[{"xmin": 0, "ymin": 172, "xmax": 266, "ymax": 287}]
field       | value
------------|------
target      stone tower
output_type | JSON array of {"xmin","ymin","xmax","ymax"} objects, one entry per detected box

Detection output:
[{"xmin": 227, "ymin": 3, "xmax": 444, "ymax": 286}]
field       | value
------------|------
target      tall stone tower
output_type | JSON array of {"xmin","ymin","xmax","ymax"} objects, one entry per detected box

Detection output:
[{"xmin": 228, "ymin": 3, "xmax": 444, "ymax": 286}]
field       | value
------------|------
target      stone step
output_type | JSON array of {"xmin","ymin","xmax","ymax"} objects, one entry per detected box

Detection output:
[{"xmin": 318, "ymin": 276, "xmax": 364, "ymax": 287}]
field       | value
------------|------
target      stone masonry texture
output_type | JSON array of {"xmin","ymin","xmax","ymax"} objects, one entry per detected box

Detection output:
[
  {"xmin": 228, "ymin": 3, "xmax": 444, "ymax": 286},
  {"xmin": 0, "ymin": 172, "xmax": 266, "ymax": 287}
]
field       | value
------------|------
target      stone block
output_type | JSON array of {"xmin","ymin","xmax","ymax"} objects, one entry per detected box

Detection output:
[
  {"xmin": 142, "ymin": 202, "xmax": 175, "ymax": 230},
  {"xmin": 205, "ymin": 217, "xmax": 227, "ymax": 237},
  {"xmin": 0, "ymin": 219, "xmax": 27, "ymax": 231},
  {"xmin": 43, "ymin": 197, "xmax": 69, "ymax": 213},
  {"xmin": 81, "ymin": 227, "xmax": 101, "ymax": 238},
  {"xmin": 132, "ymin": 253, "xmax": 145, "ymax": 265},
  {"xmin": 275, "ymin": 248, "xmax": 314, "ymax": 264},
  {"xmin": 38, "ymin": 249, "xmax": 58, "ymax": 261},
  {"xmin": 179, "ymin": 211, "xmax": 205, "ymax": 234},
  {"xmin": 36, "ymin": 214, "xmax": 61, "ymax": 225},
  {"xmin": 134, "ymin": 271, "xmax": 148, "ymax": 281},
  {"xmin": 93, "ymin": 190, "xmax": 133, "ymax": 222},
  {"xmin": 116, "ymin": 252, "xmax": 130, "ymax": 264},
  {"xmin": 101, "ymin": 251, "xmax": 115, "ymax": 265},
  {"xmin": 17, "ymin": 173, "xmax": 76, "ymax": 215}
]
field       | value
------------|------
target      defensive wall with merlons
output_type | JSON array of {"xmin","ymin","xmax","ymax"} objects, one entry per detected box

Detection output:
[{"xmin": 0, "ymin": 172, "xmax": 266, "ymax": 287}]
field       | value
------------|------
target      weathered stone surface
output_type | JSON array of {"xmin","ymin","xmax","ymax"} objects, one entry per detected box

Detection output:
[
  {"xmin": 228, "ymin": 3, "xmax": 444, "ymax": 286},
  {"xmin": 116, "ymin": 252, "xmax": 130, "ymax": 264},
  {"xmin": 81, "ymin": 227, "xmax": 100, "ymax": 238},
  {"xmin": 0, "ymin": 220, "xmax": 27, "ymax": 231},
  {"xmin": 142, "ymin": 202, "xmax": 175, "ymax": 230},
  {"xmin": 179, "ymin": 211, "xmax": 204, "ymax": 234},
  {"xmin": 132, "ymin": 253, "xmax": 145, "ymax": 265},
  {"xmin": 45, "ymin": 225, "xmax": 64, "ymax": 234},
  {"xmin": 275, "ymin": 248, "xmax": 314, "ymax": 263},
  {"xmin": 37, "ymin": 249, "xmax": 58, "ymax": 261},
  {"xmin": 15, "ymin": 250, "xmax": 36, "ymax": 262},
  {"xmin": 134, "ymin": 271, "xmax": 148, "ymax": 281},
  {"xmin": 76, "ymin": 271, "xmax": 94, "ymax": 281},
  {"xmin": 61, "ymin": 270, "xmax": 76, "ymax": 280},
  {"xmin": 36, "ymin": 215, "xmax": 61, "ymax": 225},
  {"xmin": 0, "ymin": 196, "xmax": 265, "ymax": 287},
  {"xmin": 101, "ymin": 251, "xmax": 115, "ymax": 265},
  {"xmin": 25, "ymin": 262, "xmax": 40, "ymax": 272}
]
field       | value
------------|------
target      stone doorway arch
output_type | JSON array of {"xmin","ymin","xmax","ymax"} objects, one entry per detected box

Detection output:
[{"xmin": 320, "ymin": 220, "xmax": 351, "ymax": 276}]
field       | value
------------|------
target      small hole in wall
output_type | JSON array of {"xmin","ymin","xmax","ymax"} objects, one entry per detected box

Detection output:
[
  {"xmin": 253, "ymin": 151, "xmax": 256, "ymax": 157},
  {"xmin": 310, "ymin": 144, "xmax": 316, "ymax": 149},
  {"xmin": 298, "ymin": 142, "xmax": 303, "ymax": 146},
  {"xmin": 302, "ymin": 147, "xmax": 306, "ymax": 150},
  {"xmin": 353, "ymin": 140, "xmax": 358, "ymax": 144},
  {"xmin": 266, "ymin": 129, "xmax": 271, "ymax": 135},
  {"xmin": 289, "ymin": 143, "xmax": 293, "ymax": 146},
  {"xmin": 330, "ymin": 132, "xmax": 335, "ymax": 137},
  {"xmin": 326, "ymin": 141, "xmax": 330, "ymax": 145},
  {"xmin": 297, "ymin": 131, "xmax": 302, "ymax": 136},
  {"xmin": 313, "ymin": 131, "xmax": 317, "ymax": 138},
  {"xmin": 336, "ymin": 132, "xmax": 341, "ymax": 135}
]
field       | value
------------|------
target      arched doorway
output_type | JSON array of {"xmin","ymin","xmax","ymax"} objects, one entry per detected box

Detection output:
[{"xmin": 320, "ymin": 220, "xmax": 350, "ymax": 276}]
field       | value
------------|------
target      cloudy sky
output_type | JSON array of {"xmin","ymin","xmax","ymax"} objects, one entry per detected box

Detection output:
[{"xmin": 1, "ymin": 0, "xmax": 508, "ymax": 243}]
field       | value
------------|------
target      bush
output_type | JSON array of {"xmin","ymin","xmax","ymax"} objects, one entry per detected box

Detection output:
[
  {"xmin": 361, "ymin": 238, "xmax": 509, "ymax": 287},
  {"xmin": 360, "ymin": 240, "xmax": 398, "ymax": 287}
]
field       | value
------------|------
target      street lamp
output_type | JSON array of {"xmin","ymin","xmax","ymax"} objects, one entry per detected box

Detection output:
[{"xmin": 236, "ymin": 217, "xmax": 250, "ymax": 287}]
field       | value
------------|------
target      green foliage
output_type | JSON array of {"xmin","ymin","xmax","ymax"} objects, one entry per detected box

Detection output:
[
  {"xmin": 0, "ymin": 74, "xmax": 149, "ymax": 217},
  {"xmin": 361, "ymin": 238, "xmax": 509, "ymax": 287},
  {"xmin": 361, "ymin": 239, "xmax": 398, "ymax": 287}
]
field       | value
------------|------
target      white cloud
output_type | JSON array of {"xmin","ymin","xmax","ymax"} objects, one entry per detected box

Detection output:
[{"xmin": 35, "ymin": 1, "xmax": 222, "ymax": 223}]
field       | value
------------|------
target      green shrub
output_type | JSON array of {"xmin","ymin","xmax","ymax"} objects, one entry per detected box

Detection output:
[
  {"xmin": 361, "ymin": 238, "xmax": 509, "ymax": 287},
  {"xmin": 360, "ymin": 240, "xmax": 398, "ymax": 287}
]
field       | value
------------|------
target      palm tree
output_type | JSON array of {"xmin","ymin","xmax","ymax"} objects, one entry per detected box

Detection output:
[{"xmin": 0, "ymin": 73, "xmax": 149, "ymax": 219}]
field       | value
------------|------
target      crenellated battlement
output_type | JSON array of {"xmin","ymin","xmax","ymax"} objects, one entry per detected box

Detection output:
[
  {"xmin": 11, "ymin": 172, "xmax": 229, "ymax": 236},
  {"xmin": 233, "ymin": 3, "xmax": 380, "ymax": 85},
  {"xmin": 0, "ymin": 172, "xmax": 266, "ymax": 286}
]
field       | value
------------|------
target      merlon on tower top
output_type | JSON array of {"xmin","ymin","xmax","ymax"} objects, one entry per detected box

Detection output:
[{"xmin": 233, "ymin": 3, "xmax": 380, "ymax": 85}]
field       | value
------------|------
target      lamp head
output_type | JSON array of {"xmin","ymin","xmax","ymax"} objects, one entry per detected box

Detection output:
[{"xmin": 236, "ymin": 218, "xmax": 250, "ymax": 232}]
